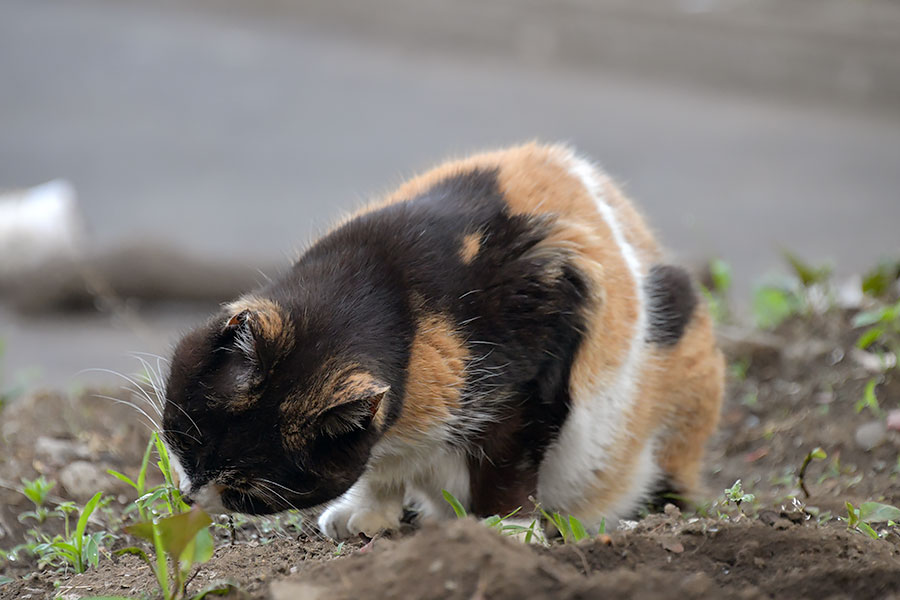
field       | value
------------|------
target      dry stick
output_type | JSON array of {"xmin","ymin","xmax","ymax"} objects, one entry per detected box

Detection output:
[{"xmin": 798, "ymin": 451, "xmax": 815, "ymax": 499}]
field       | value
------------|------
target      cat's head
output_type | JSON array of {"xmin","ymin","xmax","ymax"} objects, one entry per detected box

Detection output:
[{"xmin": 161, "ymin": 295, "xmax": 390, "ymax": 515}]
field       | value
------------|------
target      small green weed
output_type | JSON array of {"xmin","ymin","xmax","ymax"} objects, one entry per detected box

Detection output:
[
  {"xmin": 843, "ymin": 501, "xmax": 900, "ymax": 540},
  {"xmin": 18, "ymin": 475, "xmax": 56, "ymax": 524},
  {"xmin": 855, "ymin": 378, "xmax": 884, "ymax": 418},
  {"xmin": 118, "ymin": 508, "xmax": 234, "ymax": 600},
  {"xmin": 442, "ymin": 490, "xmax": 589, "ymax": 545},
  {"xmin": 752, "ymin": 252, "xmax": 833, "ymax": 329},
  {"xmin": 853, "ymin": 300, "xmax": 900, "ymax": 371},
  {"xmin": 108, "ymin": 432, "xmax": 189, "ymax": 523},
  {"xmin": 32, "ymin": 492, "xmax": 111, "ymax": 574},
  {"xmin": 700, "ymin": 258, "xmax": 733, "ymax": 324},
  {"xmin": 797, "ymin": 447, "xmax": 827, "ymax": 498},
  {"xmin": 723, "ymin": 480, "xmax": 755, "ymax": 510},
  {"xmin": 862, "ymin": 259, "xmax": 900, "ymax": 298}
]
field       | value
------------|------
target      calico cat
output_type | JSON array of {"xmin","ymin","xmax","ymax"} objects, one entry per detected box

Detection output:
[{"xmin": 162, "ymin": 142, "xmax": 724, "ymax": 539}]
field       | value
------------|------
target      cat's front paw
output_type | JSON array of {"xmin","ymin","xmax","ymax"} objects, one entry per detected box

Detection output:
[{"xmin": 318, "ymin": 501, "xmax": 401, "ymax": 539}]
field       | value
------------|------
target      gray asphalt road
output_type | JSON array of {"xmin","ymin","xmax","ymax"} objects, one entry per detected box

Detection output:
[{"xmin": 2, "ymin": 0, "xmax": 899, "ymax": 391}]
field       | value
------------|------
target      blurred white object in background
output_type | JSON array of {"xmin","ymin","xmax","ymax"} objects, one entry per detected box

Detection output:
[{"xmin": 0, "ymin": 180, "xmax": 84, "ymax": 278}]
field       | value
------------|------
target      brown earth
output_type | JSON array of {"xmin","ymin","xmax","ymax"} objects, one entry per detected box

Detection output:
[{"xmin": 2, "ymin": 306, "xmax": 900, "ymax": 599}]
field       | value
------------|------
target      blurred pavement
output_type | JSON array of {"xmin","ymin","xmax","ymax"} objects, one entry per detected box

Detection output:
[{"xmin": 1, "ymin": 0, "xmax": 899, "ymax": 390}]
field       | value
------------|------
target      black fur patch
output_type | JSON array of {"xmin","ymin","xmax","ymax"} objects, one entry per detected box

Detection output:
[
  {"xmin": 646, "ymin": 264, "xmax": 697, "ymax": 346},
  {"xmin": 643, "ymin": 476, "xmax": 689, "ymax": 514},
  {"xmin": 165, "ymin": 167, "xmax": 591, "ymax": 517}
]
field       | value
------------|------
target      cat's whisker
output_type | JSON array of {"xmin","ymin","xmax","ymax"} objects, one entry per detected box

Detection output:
[
  {"xmin": 130, "ymin": 354, "xmax": 166, "ymax": 412},
  {"xmin": 82, "ymin": 367, "xmax": 164, "ymax": 419},
  {"xmin": 92, "ymin": 393, "xmax": 161, "ymax": 432},
  {"xmin": 256, "ymin": 477, "xmax": 310, "ymax": 497},
  {"xmin": 122, "ymin": 383, "xmax": 164, "ymax": 418},
  {"xmin": 157, "ymin": 428, "xmax": 202, "ymax": 445},
  {"xmin": 166, "ymin": 397, "xmax": 203, "ymax": 439}
]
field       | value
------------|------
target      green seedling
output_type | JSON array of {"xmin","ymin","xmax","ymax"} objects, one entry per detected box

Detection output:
[
  {"xmin": 700, "ymin": 258, "xmax": 733, "ymax": 324},
  {"xmin": 109, "ymin": 432, "xmax": 189, "ymax": 522},
  {"xmin": 724, "ymin": 480, "xmax": 755, "ymax": 510},
  {"xmin": 855, "ymin": 378, "xmax": 883, "ymax": 418},
  {"xmin": 783, "ymin": 251, "xmax": 832, "ymax": 288},
  {"xmin": 537, "ymin": 508, "xmax": 590, "ymax": 543},
  {"xmin": 118, "ymin": 508, "xmax": 234, "ymax": 600},
  {"xmin": 442, "ymin": 489, "xmax": 468, "ymax": 519},
  {"xmin": 32, "ymin": 492, "xmax": 110, "ymax": 573},
  {"xmin": 442, "ymin": 490, "xmax": 544, "ymax": 544},
  {"xmin": 0, "ymin": 575, "xmax": 12, "ymax": 587},
  {"xmin": 862, "ymin": 259, "xmax": 900, "ymax": 298},
  {"xmin": 844, "ymin": 501, "xmax": 900, "ymax": 540},
  {"xmin": 752, "ymin": 252, "xmax": 835, "ymax": 330},
  {"xmin": 854, "ymin": 300, "xmax": 900, "ymax": 372},
  {"xmin": 18, "ymin": 476, "xmax": 56, "ymax": 524},
  {"xmin": 752, "ymin": 284, "xmax": 803, "ymax": 330},
  {"xmin": 797, "ymin": 447, "xmax": 827, "ymax": 498}
]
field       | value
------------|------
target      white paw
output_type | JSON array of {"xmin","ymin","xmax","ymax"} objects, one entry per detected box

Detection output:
[{"xmin": 318, "ymin": 501, "xmax": 401, "ymax": 539}]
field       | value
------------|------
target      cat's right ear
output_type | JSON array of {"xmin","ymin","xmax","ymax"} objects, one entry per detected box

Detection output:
[{"xmin": 319, "ymin": 372, "xmax": 390, "ymax": 437}]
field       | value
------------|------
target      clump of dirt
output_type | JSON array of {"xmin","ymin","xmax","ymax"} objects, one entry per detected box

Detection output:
[
  {"xmin": 2, "ymin": 304, "xmax": 900, "ymax": 600},
  {"xmin": 275, "ymin": 515, "xmax": 900, "ymax": 600}
]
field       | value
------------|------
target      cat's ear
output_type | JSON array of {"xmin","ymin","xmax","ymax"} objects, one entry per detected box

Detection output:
[
  {"xmin": 221, "ymin": 297, "xmax": 293, "ymax": 370},
  {"xmin": 319, "ymin": 372, "xmax": 390, "ymax": 437}
]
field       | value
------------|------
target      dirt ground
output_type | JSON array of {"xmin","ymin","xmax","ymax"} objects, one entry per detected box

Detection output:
[{"xmin": 2, "ymin": 305, "xmax": 900, "ymax": 599}]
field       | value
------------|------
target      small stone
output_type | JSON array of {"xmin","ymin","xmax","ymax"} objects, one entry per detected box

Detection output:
[
  {"xmin": 270, "ymin": 582, "xmax": 326, "ymax": 600},
  {"xmin": 855, "ymin": 420, "xmax": 887, "ymax": 451},
  {"xmin": 58, "ymin": 460, "xmax": 115, "ymax": 501},
  {"xmin": 428, "ymin": 559, "xmax": 444, "ymax": 573},
  {"xmin": 662, "ymin": 539, "xmax": 684, "ymax": 553},
  {"xmin": 664, "ymin": 503, "xmax": 681, "ymax": 518},
  {"xmin": 887, "ymin": 409, "xmax": 900, "ymax": 432},
  {"xmin": 34, "ymin": 436, "xmax": 89, "ymax": 466}
]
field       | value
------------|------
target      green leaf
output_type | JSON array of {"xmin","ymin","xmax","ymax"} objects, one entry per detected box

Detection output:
[
  {"xmin": 853, "ymin": 308, "xmax": 890, "ymax": 328},
  {"xmin": 862, "ymin": 260, "xmax": 900, "ymax": 297},
  {"xmin": 810, "ymin": 447, "xmax": 827, "ymax": 461},
  {"xmin": 180, "ymin": 527, "xmax": 214, "ymax": 568},
  {"xmin": 710, "ymin": 258, "xmax": 732, "ymax": 294},
  {"xmin": 0, "ymin": 575, "xmax": 12, "ymax": 587},
  {"xmin": 856, "ymin": 327, "xmax": 884, "ymax": 350},
  {"xmin": 783, "ymin": 251, "xmax": 831, "ymax": 287},
  {"xmin": 442, "ymin": 490, "xmax": 467, "ymax": 519},
  {"xmin": 106, "ymin": 469, "xmax": 137, "ymax": 491},
  {"xmin": 856, "ymin": 379, "xmax": 881, "ymax": 417},
  {"xmin": 858, "ymin": 522, "xmax": 879, "ymax": 539},
  {"xmin": 114, "ymin": 546, "xmax": 152, "ymax": 566},
  {"xmin": 752, "ymin": 286, "xmax": 798, "ymax": 329},
  {"xmin": 858, "ymin": 502, "xmax": 900, "ymax": 524},
  {"xmin": 191, "ymin": 579, "xmax": 242, "ymax": 599},
  {"xmin": 75, "ymin": 492, "xmax": 104, "ymax": 546},
  {"xmin": 568, "ymin": 515, "xmax": 588, "ymax": 542},
  {"xmin": 138, "ymin": 435, "xmax": 156, "ymax": 494}
]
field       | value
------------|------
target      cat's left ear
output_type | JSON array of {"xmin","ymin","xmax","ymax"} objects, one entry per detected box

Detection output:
[
  {"xmin": 320, "ymin": 372, "xmax": 390, "ymax": 437},
  {"xmin": 221, "ymin": 297, "xmax": 293, "ymax": 370}
]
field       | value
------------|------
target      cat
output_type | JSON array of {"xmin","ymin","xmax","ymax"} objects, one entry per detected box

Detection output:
[{"xmin": 162, "ymin": 142, "xmax": 724, "ymax": 539}]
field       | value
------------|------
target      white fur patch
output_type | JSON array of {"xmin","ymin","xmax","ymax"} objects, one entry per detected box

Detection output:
[{"xmin": 536, "ymin": 148, "xmax": 653, "ymax": 525}]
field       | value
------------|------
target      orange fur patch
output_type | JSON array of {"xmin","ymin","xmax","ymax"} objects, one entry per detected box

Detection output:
[
  {"xmin": 387, "ymin": 313, "xmax": 468, "ymax": 442},
  {"xmin": 569, "ymin": 306, "xmax": 724, "ymax": 520},
  {"xmin": 459, "ymin": 232, "xmax": 481, "ymax": 264},
  {"xmin": 225, "ymin": 296, "xmax": 294, "ymax": 350}
]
